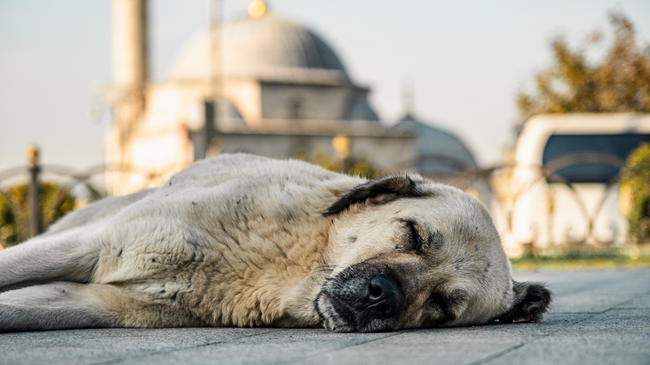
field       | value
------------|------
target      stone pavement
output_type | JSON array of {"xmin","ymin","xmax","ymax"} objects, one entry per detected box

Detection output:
[{"xmin": 1, "ymin": 270, "xmax": 648, "ymax": 365}]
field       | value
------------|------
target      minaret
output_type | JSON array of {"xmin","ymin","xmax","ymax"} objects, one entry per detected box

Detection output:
[
  {"xmin": 112, "ymin": 0, "xmax": 148, "ymax": 143},
  {"xmin": 112, "ymin": 0, "xmax": 148, "ymax": 102},
  {"xmin": 108, "ymin": 0, "xmax": 149, "ymax": 194}
]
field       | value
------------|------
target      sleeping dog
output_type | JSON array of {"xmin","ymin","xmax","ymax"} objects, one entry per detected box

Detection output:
[{"xmin": 0, "ymin": 154, "xmax": 550, "ymax": 332}]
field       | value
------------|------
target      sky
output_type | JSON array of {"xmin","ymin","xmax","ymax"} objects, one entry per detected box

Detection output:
[{"xmin": 1, "ymin": 0, "xmax": 649, "ymax": 173}]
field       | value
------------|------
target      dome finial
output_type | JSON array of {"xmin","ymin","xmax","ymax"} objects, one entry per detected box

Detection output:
[
  {"xmin": 248, "ymin": 0, "xmax": 267, "ymax": 18},
  {"xmin": 402, "ymin": 78, "xmax": 414, "ymax": 118}
]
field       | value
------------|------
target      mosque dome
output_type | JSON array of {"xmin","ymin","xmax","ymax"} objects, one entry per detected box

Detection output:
[
  {"xmin": 395, "ymin": 115, "xmax": 478, "ymax": 176},
  {"xmin": 169, "ymin": 13, "xmax": 350, "ymax": 85}
]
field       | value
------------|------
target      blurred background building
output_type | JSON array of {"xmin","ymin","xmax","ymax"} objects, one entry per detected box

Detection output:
[
  {"xmin": 105, "ymin": 0, "xmax": 480, "ymax": 195},
  {"xmin": 108, "ymin": 0, "xmax": 417, "ymax": 194}
]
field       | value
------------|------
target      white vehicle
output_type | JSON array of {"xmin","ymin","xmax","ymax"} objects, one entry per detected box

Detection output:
[{"xmin": 508, "ymin": 113, "xmax": 650, "ymax": 248}]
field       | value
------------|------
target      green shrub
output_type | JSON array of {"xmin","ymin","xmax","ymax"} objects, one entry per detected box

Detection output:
[
  {"xmin": 620, "ymin": 143, "xmax": 650, "ymax": 244},
  {"xmin": 0, "ymin": 182, "xmax": 75, "ymax": 248}
]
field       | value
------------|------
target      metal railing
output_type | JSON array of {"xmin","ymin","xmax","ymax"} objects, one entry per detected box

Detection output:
[
  {"xmin": 0, "ymin": 147, "xmax": 173, "ymax": 245},
  {"xmin": 0, "ymin": 149, "xmax": 637, "ymax": 251}
]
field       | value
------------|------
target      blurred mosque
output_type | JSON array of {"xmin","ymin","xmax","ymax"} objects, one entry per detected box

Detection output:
[{"xmin": 106, "ymin": 0, "xmax": 478, "ymax": 195}]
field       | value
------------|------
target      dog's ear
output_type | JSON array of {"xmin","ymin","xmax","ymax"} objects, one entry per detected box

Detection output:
[
  {"xmin": 322, "ymin": 174, "xmax": 426, "ymax": 216},
  {"xmin": 498, "ymin": 281, "xmax": 552, "ymax": 323}
]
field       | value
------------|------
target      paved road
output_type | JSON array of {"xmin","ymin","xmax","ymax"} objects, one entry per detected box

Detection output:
[{"xmin": 1, "ymin": 270, "xmax": 649, "ymax": 365}]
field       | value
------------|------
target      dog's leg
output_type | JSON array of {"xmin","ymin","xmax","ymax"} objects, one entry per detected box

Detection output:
[
  {"xmin": 0, "ymin": 189, "xmax": 157, "ymax": 292},
  {"xmin": 0, "ymin": 281, "xmax": 205, "ymax": 332},
  {"xmin": 0, "ymin": 231, "xmax": 98, "ymax": 292},
  {"xmin": 0, "ymin": 282, "xmax": 117, "ymax": 332}
]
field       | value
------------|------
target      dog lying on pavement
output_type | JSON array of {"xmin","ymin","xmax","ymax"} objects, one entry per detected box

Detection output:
[{"xmin": 0, "ymin": 154, "xmax": 550, "ymax": 332}]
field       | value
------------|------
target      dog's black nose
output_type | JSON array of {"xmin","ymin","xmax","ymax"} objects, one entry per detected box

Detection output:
[{"xmin": 367, "ymin": 275, "xmax": 400, "ymax": 318}]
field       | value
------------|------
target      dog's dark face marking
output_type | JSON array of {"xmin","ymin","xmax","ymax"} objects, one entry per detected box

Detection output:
[
  {"xmin": 316, "ymin": 175, "xmax": 551, "ymax": 332},
  {"xmin": 315, "ymin": 264, "xmax": 407, "ymax": 332}
]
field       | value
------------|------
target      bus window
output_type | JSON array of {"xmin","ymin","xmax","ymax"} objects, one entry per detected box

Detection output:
[{"xmin": 542, "ymin": 134, "xmax": 650, "ymax": 183}]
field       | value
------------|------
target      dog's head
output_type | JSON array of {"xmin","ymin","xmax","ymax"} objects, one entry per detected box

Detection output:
[{"xmin": 315, "ymin": 174, "xmax": 551, "ymax": 332}]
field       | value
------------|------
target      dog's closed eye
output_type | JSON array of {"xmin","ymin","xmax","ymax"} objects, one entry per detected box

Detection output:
[
  {"xmin": 401, "ymin": 220, "xmax": 443, "ymax": 253},
  {"xmin": 404, "ymin": 220, "xmax": 424, "ymax": 253}
]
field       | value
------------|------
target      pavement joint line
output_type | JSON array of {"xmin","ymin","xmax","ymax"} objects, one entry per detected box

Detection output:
[
  {"xmin": 612, "ymin": 288, "xmax": 650, "ymax": 309},
  {"xmin": 540, "ymin": 275, "xmax": 633, "ymax": 297},
  {"xmin": 469, "ymin": 318, "xmax": 586, "ymax": 365},
  {"xmin": 90, "ymin": 329, "xmax": 284, "ymax": 365},
  {"xmin": 471, "ymin": 288, "xmax": 650, "ymax": 365},
  {"xmin": 278, "ymin": 330, "xmax": 413, "ymax": 365},
  {"xmin": 468, "ymin": 342, "xmax": 529, "ymax": 365}
]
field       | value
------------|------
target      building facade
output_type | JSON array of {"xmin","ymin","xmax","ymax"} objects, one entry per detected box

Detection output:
[{"xmin": 105, "ymin": 0, "xmax": 414, "ymax": 195}]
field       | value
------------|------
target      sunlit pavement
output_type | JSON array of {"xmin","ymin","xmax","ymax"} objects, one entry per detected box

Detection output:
[{"xmin": 1, "ymin": 270, "xmax": 649, "ymax": 365}]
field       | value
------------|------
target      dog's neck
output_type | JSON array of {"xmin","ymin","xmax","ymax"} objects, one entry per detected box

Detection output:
[{"xmin": 178, "ymin": 214, "xmax": 335, "ymax": 328}]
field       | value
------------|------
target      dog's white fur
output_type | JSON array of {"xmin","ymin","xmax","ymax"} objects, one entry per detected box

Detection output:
[{"xmin": 0, "ymin": 154, "xmax": 550, "ymax": 332}]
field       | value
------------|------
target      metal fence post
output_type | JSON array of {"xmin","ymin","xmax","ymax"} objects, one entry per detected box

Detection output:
[{"xmin": 26, "ymin": 145, "xmax": 41, "ymax": 238}]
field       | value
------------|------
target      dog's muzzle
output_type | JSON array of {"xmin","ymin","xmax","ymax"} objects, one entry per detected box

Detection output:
[{"xmin": 315, "ymin": 273, "xmax": 406, "ymax": 332}]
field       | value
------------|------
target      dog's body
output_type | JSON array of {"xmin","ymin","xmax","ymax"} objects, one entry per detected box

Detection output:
[{"xmin": 0, "ymin": 154, "xmax": 550, "ymax": 332}]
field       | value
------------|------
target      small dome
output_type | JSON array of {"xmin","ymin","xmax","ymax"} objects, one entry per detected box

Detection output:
[
  {"xmin": 169, "ymin": 14, "xmax": 349, "ymax": 84},
  {"xmin": 395, "ymin": 116, "xmax": 478, "ymax": 175}
]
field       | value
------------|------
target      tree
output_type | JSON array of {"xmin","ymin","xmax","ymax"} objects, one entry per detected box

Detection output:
[
  {"xmin": 0, "ymin": 183, "xmax": 75, "ymax": 248},
  {"xmin": 517, "ymin": 12, "xmax": 650, "ymax": 120}
]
